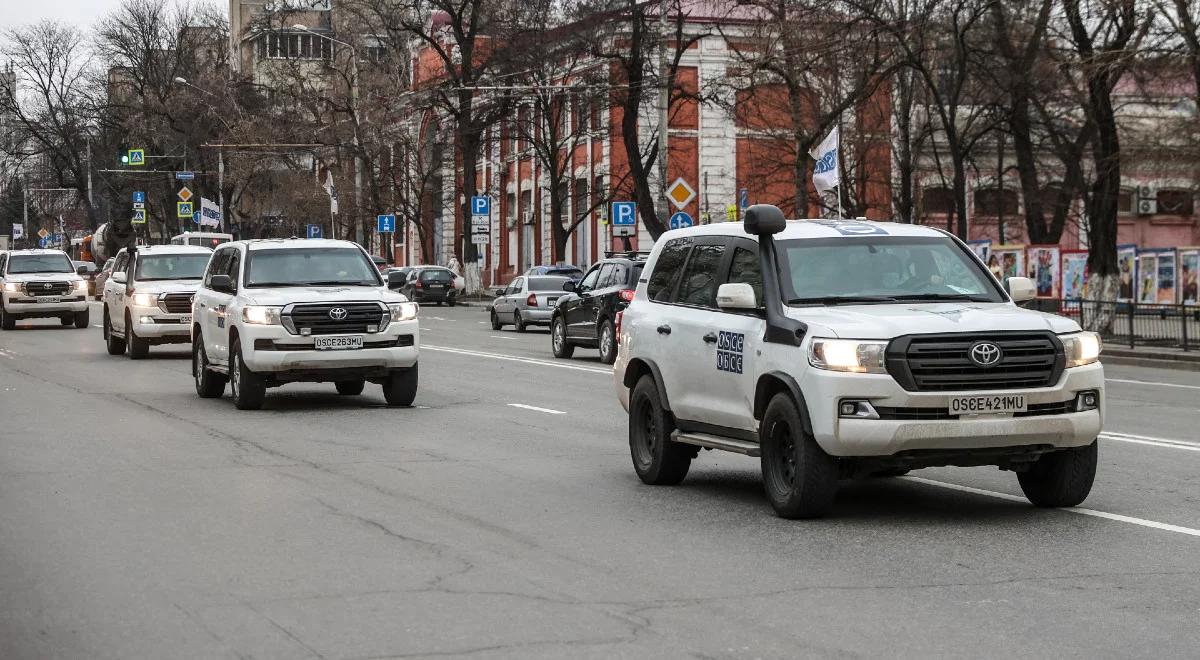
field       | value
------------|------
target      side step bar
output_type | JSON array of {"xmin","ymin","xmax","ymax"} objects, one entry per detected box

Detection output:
[{"xmin": 672, "ymin": 431, "xmax": 761, "ymax": 457}]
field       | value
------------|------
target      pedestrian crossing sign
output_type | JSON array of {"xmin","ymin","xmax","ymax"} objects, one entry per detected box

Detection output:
[
  {"xmin": 132, "ymin": 209, "xmax": 147, "ymax": 224},
  {"xmin": 177, "ymin": 201, "xmax": 194, "ymax": 218},
  {"xmin": 128, "ymin": 149, "xmax": 145, "ymax": 166}
]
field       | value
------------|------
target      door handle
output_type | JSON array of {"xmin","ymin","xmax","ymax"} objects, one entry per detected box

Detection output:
[
  {"xmin": 657, "ymin": 324, "xmax": 672, "ymax": 335},
  {"xmin": 703, "ymin": 332, "xmax": 718, "ymax": 343}
]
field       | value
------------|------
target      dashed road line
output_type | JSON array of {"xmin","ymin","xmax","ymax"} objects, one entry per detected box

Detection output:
[
  {"xmin": 424, "ymin": 344, "xmax": 611, "ymax": 374},
  {"xmin": 905, "ymin": 476, "xmax": 1200, "ymax": 538},
  {"xmin": 489, "ymin": 335, "xmax": 514, "ymax": 340},
  {"xmin": 1107, "ymin": 378, "xmax": 1200, "ymax": 391},
  {"xmin": 507, "ymin": 403, "xmax": 566, "ymax": 415},
  {"xmin": 1101, "ymin": 431, "xmax": 1200, "ymax": 453}
]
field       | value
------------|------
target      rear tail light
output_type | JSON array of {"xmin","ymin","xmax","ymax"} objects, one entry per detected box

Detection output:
[
  {"xmin": 415, "ymin": 281, "xmax": 423, "ymax": 289},
  {"xmin": 619, "ymin": 289, "xmax": 635, "ymax": 303},
  {"xmin": 526, "ymin": 293, "xmax": 537, "ymax": 307}
]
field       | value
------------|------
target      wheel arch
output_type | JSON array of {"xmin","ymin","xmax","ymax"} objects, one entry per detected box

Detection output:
[
  {"xmin": 754, "ymin": 371, "xmax": 814, "ymax": 437},
  {"xmin": 622, "ymin": 358, "xmax": 671, "ymax": 412}
]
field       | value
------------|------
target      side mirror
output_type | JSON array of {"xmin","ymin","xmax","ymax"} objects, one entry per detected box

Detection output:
[
  {"xmin": 111, "ymin": 272, "xmax": 127, "ymax": 284},
  {"xmin": 1006, "ymin": 276, "xmax": 1036, "ymax": 303},
  {"xmin": 387, "ymin": 271, "xmax": 406, "ymax": 290},
  {"xmin": 716, "ymin": 282, "xmax": 758, "ymax": 310},
  {"xmin": 76, "ymin": 265, "xmax": 89, "ymax": 275},
  {"xmin": 743, "ymin": 204, "xmax": 786, "ymax": 236},
  {"xmin": 562, "ymin": 280, "xmax": 577, "ymax": 293},
  {"xmin": 493, "ymin": 288, "xmax": 506, "ymax": 297},
  {"xmin": 209, "ymin": 274, "xmax": 235, "ymax": 294}
]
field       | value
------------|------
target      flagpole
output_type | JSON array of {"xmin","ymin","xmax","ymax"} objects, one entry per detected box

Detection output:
[{"xmin": 836, "ymin": 111, "xmax": 844, "ymax": 220}]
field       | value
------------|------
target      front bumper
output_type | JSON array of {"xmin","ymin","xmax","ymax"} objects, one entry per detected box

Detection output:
[
  {"xmin": 238, "ymin": 320, "xmax": 419, "ymax": 376},
  {"xmin": 2, "ymin": 291, "xmax": 88, "ymax": 316},
  {"xmin": 128, "ymin": 305, "xmax": 193, "ymax": 342},
  {"xmin": 802, "ymin": 362, "xmax": 1105, "ymax": 457}
]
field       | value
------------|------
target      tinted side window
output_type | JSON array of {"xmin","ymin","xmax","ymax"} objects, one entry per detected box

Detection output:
[
  {"xmin": 510, "ymin": 277, "xmax": 525, "ymax": 293},
  {"xmin": 596, "ymin": 263, "xmax": 616, "ymax": 288},
  {"xmin": 677, "ymin": 243, "xmax": 726, "ymax": 308},
  {"xmin": 579, "ymin": 266, "xmax": 601, "ymax": 292},
  {"xmin": 0, "ymin": 255, "xmax": 6, "ymax": 274},
  {"xmin": 607, "ymin": 263, "xmax": 629, "ymax": 289},
  {"xmin": 727, "ymin": 246, "xmax": 763, "ymax": 304},
  {"xmin": 205, "ymin": 249, "xmax": 232, "ymax": 287},
  {"xmin": 647, "ymin": 239, "xmax": 691, "ymax": 302},
  {"xmin": 226, "ymin": 250, "xmax": 242, "ymax": 286}
]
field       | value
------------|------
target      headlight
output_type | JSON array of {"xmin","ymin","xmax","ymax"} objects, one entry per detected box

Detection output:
[
  {"xmin": 1060, "ymin": 331, "xmax": 1101, "ymax": 368},
  {"xmin": 242, "ymin": 305, "xmax": 283, "ymax": 325},
  {"xmin": 2, "ymin": 282, "xmax": 19, "ymax": 292},
  {"xmin": 808, "ymin": 338, "xmax": 889, "ymax": 373},
  {"xmin": 388, "ymin": 302, "xmax": 419, "ymax": 322},
  {"xmin": 74, "ymin": 280, "xmax": 89, "ymax": 291},
  {"xmin": 131, "ymin": 293, "xmax": 158, "ymax": 307}
]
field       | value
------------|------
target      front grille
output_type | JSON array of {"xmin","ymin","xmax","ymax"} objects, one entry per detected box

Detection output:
[
  {"xmin": 875, "ymin": 400, "xmax": 1075, "ymax": 421},
  {"xmin": 886, "ymin": 332, "xmax": 1063, "ymax": 392},
  {"xmin": 161, "ymin": 292, "xmax": 194, "ymax": 314},
  {"xmin": 24, "ymin": 281, "xmax": 71, "ymax": 296},
  {"xmin": 284, "ymin": 302, "xmax": 385, "ymax": 335}
]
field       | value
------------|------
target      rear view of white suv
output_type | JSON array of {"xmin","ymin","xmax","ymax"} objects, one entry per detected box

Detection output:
[
  {"xmin": 0, "ymin": 249, "xmax": 90, "ymax": 330},
  {"xmin": 615, "ymin": 206, "xmax": 1103, "ymax": 518},
  {"xmin": 190, "ymin": 239, "xmax": 419, "ymax": 410},
  {"xmin": 102, "ymin": 245, "xmax": 213, "ymax": 358}
]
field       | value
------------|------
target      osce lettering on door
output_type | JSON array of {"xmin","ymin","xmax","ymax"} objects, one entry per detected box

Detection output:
[{"xmin": 716, "ymin": 331, "xmax": 745, "ymax": 374}]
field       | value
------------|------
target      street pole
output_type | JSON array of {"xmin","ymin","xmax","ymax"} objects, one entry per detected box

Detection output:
[
  {"xmin": 657, "ymin": 0, "xmax": 669, "ymax": 230},
  {"xmin": 218, "ymin": 149, "xmax": 226, "ymax": 234},
  {"xmin": 351, "ymin": 52, "xmax": 363, "ymax": 249}
]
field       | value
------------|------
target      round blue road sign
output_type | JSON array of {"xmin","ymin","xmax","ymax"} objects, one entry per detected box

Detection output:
[{"xmin": 669, "ymin": 211, "xmax": 693, "ymax": 230}]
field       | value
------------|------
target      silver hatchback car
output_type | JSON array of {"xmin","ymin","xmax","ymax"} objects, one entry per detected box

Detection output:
[{"xmin": 489, "ymin": 275, "xmax": 571, "ymax": 332}]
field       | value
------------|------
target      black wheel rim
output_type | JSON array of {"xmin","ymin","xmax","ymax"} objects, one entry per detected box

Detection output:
[
  {"xmin": 231, "ymin": 353, "xmax": 240, "ymax": 397},
  {"xmin": 632, "ymin": 396, "xmax": 657, "ymax": 470},
  {"xmin": 768, "ymin": 419, "xmax": 797, "ymax": 490}
]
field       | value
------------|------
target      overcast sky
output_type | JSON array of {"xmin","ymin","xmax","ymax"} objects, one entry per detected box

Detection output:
[{"xmin": 2, "ymin": 0, "xmax": 223, "ymax": 32}]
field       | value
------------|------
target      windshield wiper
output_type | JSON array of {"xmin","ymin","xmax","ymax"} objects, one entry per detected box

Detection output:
[
  {"xmin": 889, "ymin": 293, "xmax": 995, "ymax": 302},
  {"xmin": 303, "ymin": 280, "xmax": 376, "ymax": 286},
  {"xmin": 788, "ymin": 295, "xmax": 897, "ymax": 305}
]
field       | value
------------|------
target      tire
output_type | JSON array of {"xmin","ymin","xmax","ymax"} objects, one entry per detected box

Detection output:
[
  {"xmin": 1017, "ymin": 440, "xmax": 1098, "ymax": 508},
  {"xmin": 74, "ymin": 309, "xmax": 89, "ymax": 329},
  {"xmin": 60, "ymin": 316, "xmax": 74, "ymax": 327},
  {"xmin": 336, "ymin": 380, "xmax": 365, "ymax": 395},
  {"xmin": 382, "ymin": 364, "xmax": 418, "ymax": 407},
  {"xmin": 0, "ymin": 308, "xmax": 14, "ymax": 330},
  {"xmin": 230, "ymin": 340, "xmax": 266, "ymax": 410},
  {"xmin": 104, "ymin": 309, "xmax": 126, "ymax": 355},
  {"xmin": 127, "ymin": 313, "xmax": 149, "ymax": 359},
  {"xmin": 514, "ymin": 311, "xmax": 528, "ymax": 333},
  {"xmin": 551, "ymin": 316, "xmax": 575, "ymax": 358},
  {"xmin": 490, "ymin": 310, "xmax": 503, "ymax": 330},
  {"xmin": 597, "ymin": 318, "xmax": 617, "ymax": 365},
  {"xmin": 760, "ymin": 393, "xmax": 839, "ymax": 519},
  {"xmin": 447, "ymin": 295, "xmax": 456, "ymax": 307},
  {"xmin": 193, "ymin": 337, "xmax": 227, "ymax": 398},
  {"xmin": 628, "ymin": 375, "xmax": 693, "ymax": 485}
]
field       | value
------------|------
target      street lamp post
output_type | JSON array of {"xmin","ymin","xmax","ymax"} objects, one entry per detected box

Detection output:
[
  {"xmin": 295, "ymin": 25, "xmax": 363, "ymax": 248},
  {"xmin": 174, "ymin": 77, "xmax": 230, "ymax": 233}
]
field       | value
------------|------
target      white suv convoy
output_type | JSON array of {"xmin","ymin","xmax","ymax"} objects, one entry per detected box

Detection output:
[
  {"xmin": 102, "ymin": 244, "xmax": 213, "ymax": 358},
  {"xmin": 0, "ymin": 249, "xmax": 90, "ymax": 330},
  {"xmin": 190, "ymin": 239, "xmax": 419, "ymax": 410},
  {"xmin": 614, "ymin": 206, "xmax": 1103, "ymax": 518}
]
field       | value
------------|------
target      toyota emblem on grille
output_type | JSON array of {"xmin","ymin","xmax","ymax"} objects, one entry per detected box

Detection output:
[
  {"xmin": 968, "ymin": 341, "xmax": 1003, "ymax": 367},
  {"xmin": 328, "ymin": 306, "xmax": 348, "ymax": 320},
  {"xmin": 43, "ymin": 283, "xmax": 52, "ymax": 290}
]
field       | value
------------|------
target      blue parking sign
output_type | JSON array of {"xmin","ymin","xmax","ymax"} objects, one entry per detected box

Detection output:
[
  {"xmin": 306, "ymin": 224, "xmax": 323, "ymax": 239},
  {"xmin": 611, "ymin": 201, "xmax": 636, "ymax": 225},
  {"xmin": 377, "ymin": 214, "xmax": 396, "ymax": 233},
  {"xmin": 470, "ymin": 196, "xmax": 490, "ymax": 217}
]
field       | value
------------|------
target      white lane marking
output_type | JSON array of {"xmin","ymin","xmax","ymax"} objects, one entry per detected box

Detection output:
[
  {"xmin": 489, "ymin": 335, "xmax": 514, "ymax": 340},
  {"xmin": 905, "ymin": 476, "xmax": 1200, "ymax": 538},
  {"xmin": 1107, "ymin": 378, "xmax": 1200, "ymax": 391},
  {"xmin": 1101, "ymin": 431, "xmax": 1200, "ymax": 453},
  {"xmin": 424, "ymin": 344, "xmax": 611, "ymax": 374},
  {"xmin": 92, "ymin": 324, "xmax": 104, "ymax": 328},
  {"xmin": 508, "ymin": 403, "xmax": 566, "ymax": 415}
]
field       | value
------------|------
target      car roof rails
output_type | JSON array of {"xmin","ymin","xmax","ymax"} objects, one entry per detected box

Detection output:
[{"xmin": 603, "ymin": 250, "xmax": 652, "ymax": 259}]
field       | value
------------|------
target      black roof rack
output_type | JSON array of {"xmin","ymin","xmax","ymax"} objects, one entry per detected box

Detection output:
[{"xmin": 603, "ymin": 250, "xmax": 651, "ymax": 259}]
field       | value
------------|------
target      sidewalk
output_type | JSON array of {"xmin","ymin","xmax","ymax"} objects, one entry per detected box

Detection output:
[{"xmin": 1100, "ymin": 345, "xmax": 1200, "ymax": 371}]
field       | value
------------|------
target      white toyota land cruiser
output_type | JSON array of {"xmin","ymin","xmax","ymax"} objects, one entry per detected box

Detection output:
[
  {"xmin": 0, "ymin": 249, "xmax": 91, "ymax": 330},
  {"xmin": 190, "ymin": 238, "xmax": 419, "ymax": 410},
  {"xmin": 102, "ymin": 244, "xmax": 213, "ymax": 358},
  {"xmin": 614, "ymin": 205, "xmax": 1103, "ymax": 518}
]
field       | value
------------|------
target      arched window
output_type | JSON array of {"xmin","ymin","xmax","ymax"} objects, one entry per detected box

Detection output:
[
  {"xmin": 922, "ymin": 186, "xmax": 954, "ymax": 214},
  {"xmin": 974, "ymin": 187, "xmax": 1019, "ymax": 216},
  {"xmin": 1157, "ymin": 189, "xmax": 1194, "ymax": 216}
]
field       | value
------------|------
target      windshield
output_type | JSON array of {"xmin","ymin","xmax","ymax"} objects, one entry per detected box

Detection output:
[
  {"xmin": 135, "ymin": 254, "xmax": 211, "ymax": 281},
  {"xmin": 529, "ymin": 277, "xmax": 569, "ymax": 291},
  {"xmin": 245, "ymin": 247, "xmax": 382, "ymax": 288},
  {"xmin": 8, "ymin": 253, "xmax": 74, "ymax": 274},
  {"xmin": 777, "ymin": 236, "xmax": 1004, "ymax": 305}
]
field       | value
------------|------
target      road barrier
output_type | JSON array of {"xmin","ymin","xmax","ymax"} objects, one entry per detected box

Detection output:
[{"xmin": 1029, "ymin": 299, "xmax": 1198, "ymax": 351}]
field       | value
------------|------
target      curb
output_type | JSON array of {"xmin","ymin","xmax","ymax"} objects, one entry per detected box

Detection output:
[{"xmin": 1102, "ymin": 349, "xmax": 1200, "ymax": 372}]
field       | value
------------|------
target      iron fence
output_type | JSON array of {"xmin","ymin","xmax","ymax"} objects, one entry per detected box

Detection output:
[{"xmin": 1028, "ymin": 299, "xmax": 1199, "ymax": 351}]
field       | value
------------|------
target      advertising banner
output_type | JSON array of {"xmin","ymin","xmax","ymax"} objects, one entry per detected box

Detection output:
[
  {"xmin": 1180, "ymin": 247, "xmax": 1200, "ymax": 306},
  {"xmin": 1117, "ymin": 244, "xmax": 1137, "ymax": 302},
  {"xmin": 1027, "ymin": 245, "xmax": 1061, "ymax": 298},
  {"xmin": 993, "ymin": 244, "xmax": 1026, "ymax": 282},
  {"xmin": 1061, "ymin": 249, "xmax": 1088, "ymax": 309}
]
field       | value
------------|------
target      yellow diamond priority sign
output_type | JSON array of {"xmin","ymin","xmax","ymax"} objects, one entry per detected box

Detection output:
[
  {"xmin": 37, "ymin": 227, "xmax": 49, "ymax": 239},
  {"xmin": 666, "ymin": 178, "xmax": 696, "ymax": 210},
  {"xmin": 177, "ymin": 186, "xmax": 193, "ymax": 203}
]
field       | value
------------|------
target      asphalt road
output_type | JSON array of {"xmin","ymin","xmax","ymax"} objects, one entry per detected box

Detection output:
[{"xmin": 1, "ymin": 302, "xmax": 1199, "ymax": 659}]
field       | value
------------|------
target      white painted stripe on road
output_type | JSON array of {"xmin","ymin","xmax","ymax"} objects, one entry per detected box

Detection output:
[
  {"xmin": 507, "ymin": 403, "xmax": 566, "ymax": 415},
  {"xmin": 1101, "ymin": 431, "xmax": 1200, "ymax": 453},
  {"xmin": 1107, "ymin": 378, "xmax": 1200, "ymax": 391},
  {"xmin": 424, "ymin": 344, "xmax": 611, "ymax": 374},
  {"xmin": 489, "ymin": 335, "xmax": 514, "ymax": 340},
  {"xmin": 905, "ymin": 476, "xmax": 1200, "ymax": 539}
]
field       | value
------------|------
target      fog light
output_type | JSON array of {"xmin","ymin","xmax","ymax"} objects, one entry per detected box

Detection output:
[
  {"xmin": 1075, "ymin": 390, "xmax": 1099, "ymax": 412},
  {"xmin": 139, "ymin": 316, "xmax": 154, "ymax": 324},
  {"xmin": 839, "ymin": 400, "xmax": 879, "ymax": 419},
  {"xmin": 366, "ymin": 325, "xmax": 378, "ymax": 333},
  {"xmin": 300, "ymin": 327, "xmax": 311, "ymax": 336}
]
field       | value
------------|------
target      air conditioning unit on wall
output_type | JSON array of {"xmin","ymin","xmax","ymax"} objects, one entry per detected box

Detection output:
[{"xmin": 1137, "ymin": 186, "xmax": 1156, "ymax": 215}]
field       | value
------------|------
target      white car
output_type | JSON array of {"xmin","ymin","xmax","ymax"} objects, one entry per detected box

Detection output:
[
  {"xmin": 0, "ymin": 249, "xmax": 90, "ymax": 330},
  {"xmin": 190, "ymin": 238, "xmax": 419, "ymax": 410},
  {"xmin": 102, "ymin": 244, "xmax": 213, "ymax": 358},
  {"xmin": 614, "ymin": 206, "xmax": 1103, "ymax": 518}
]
